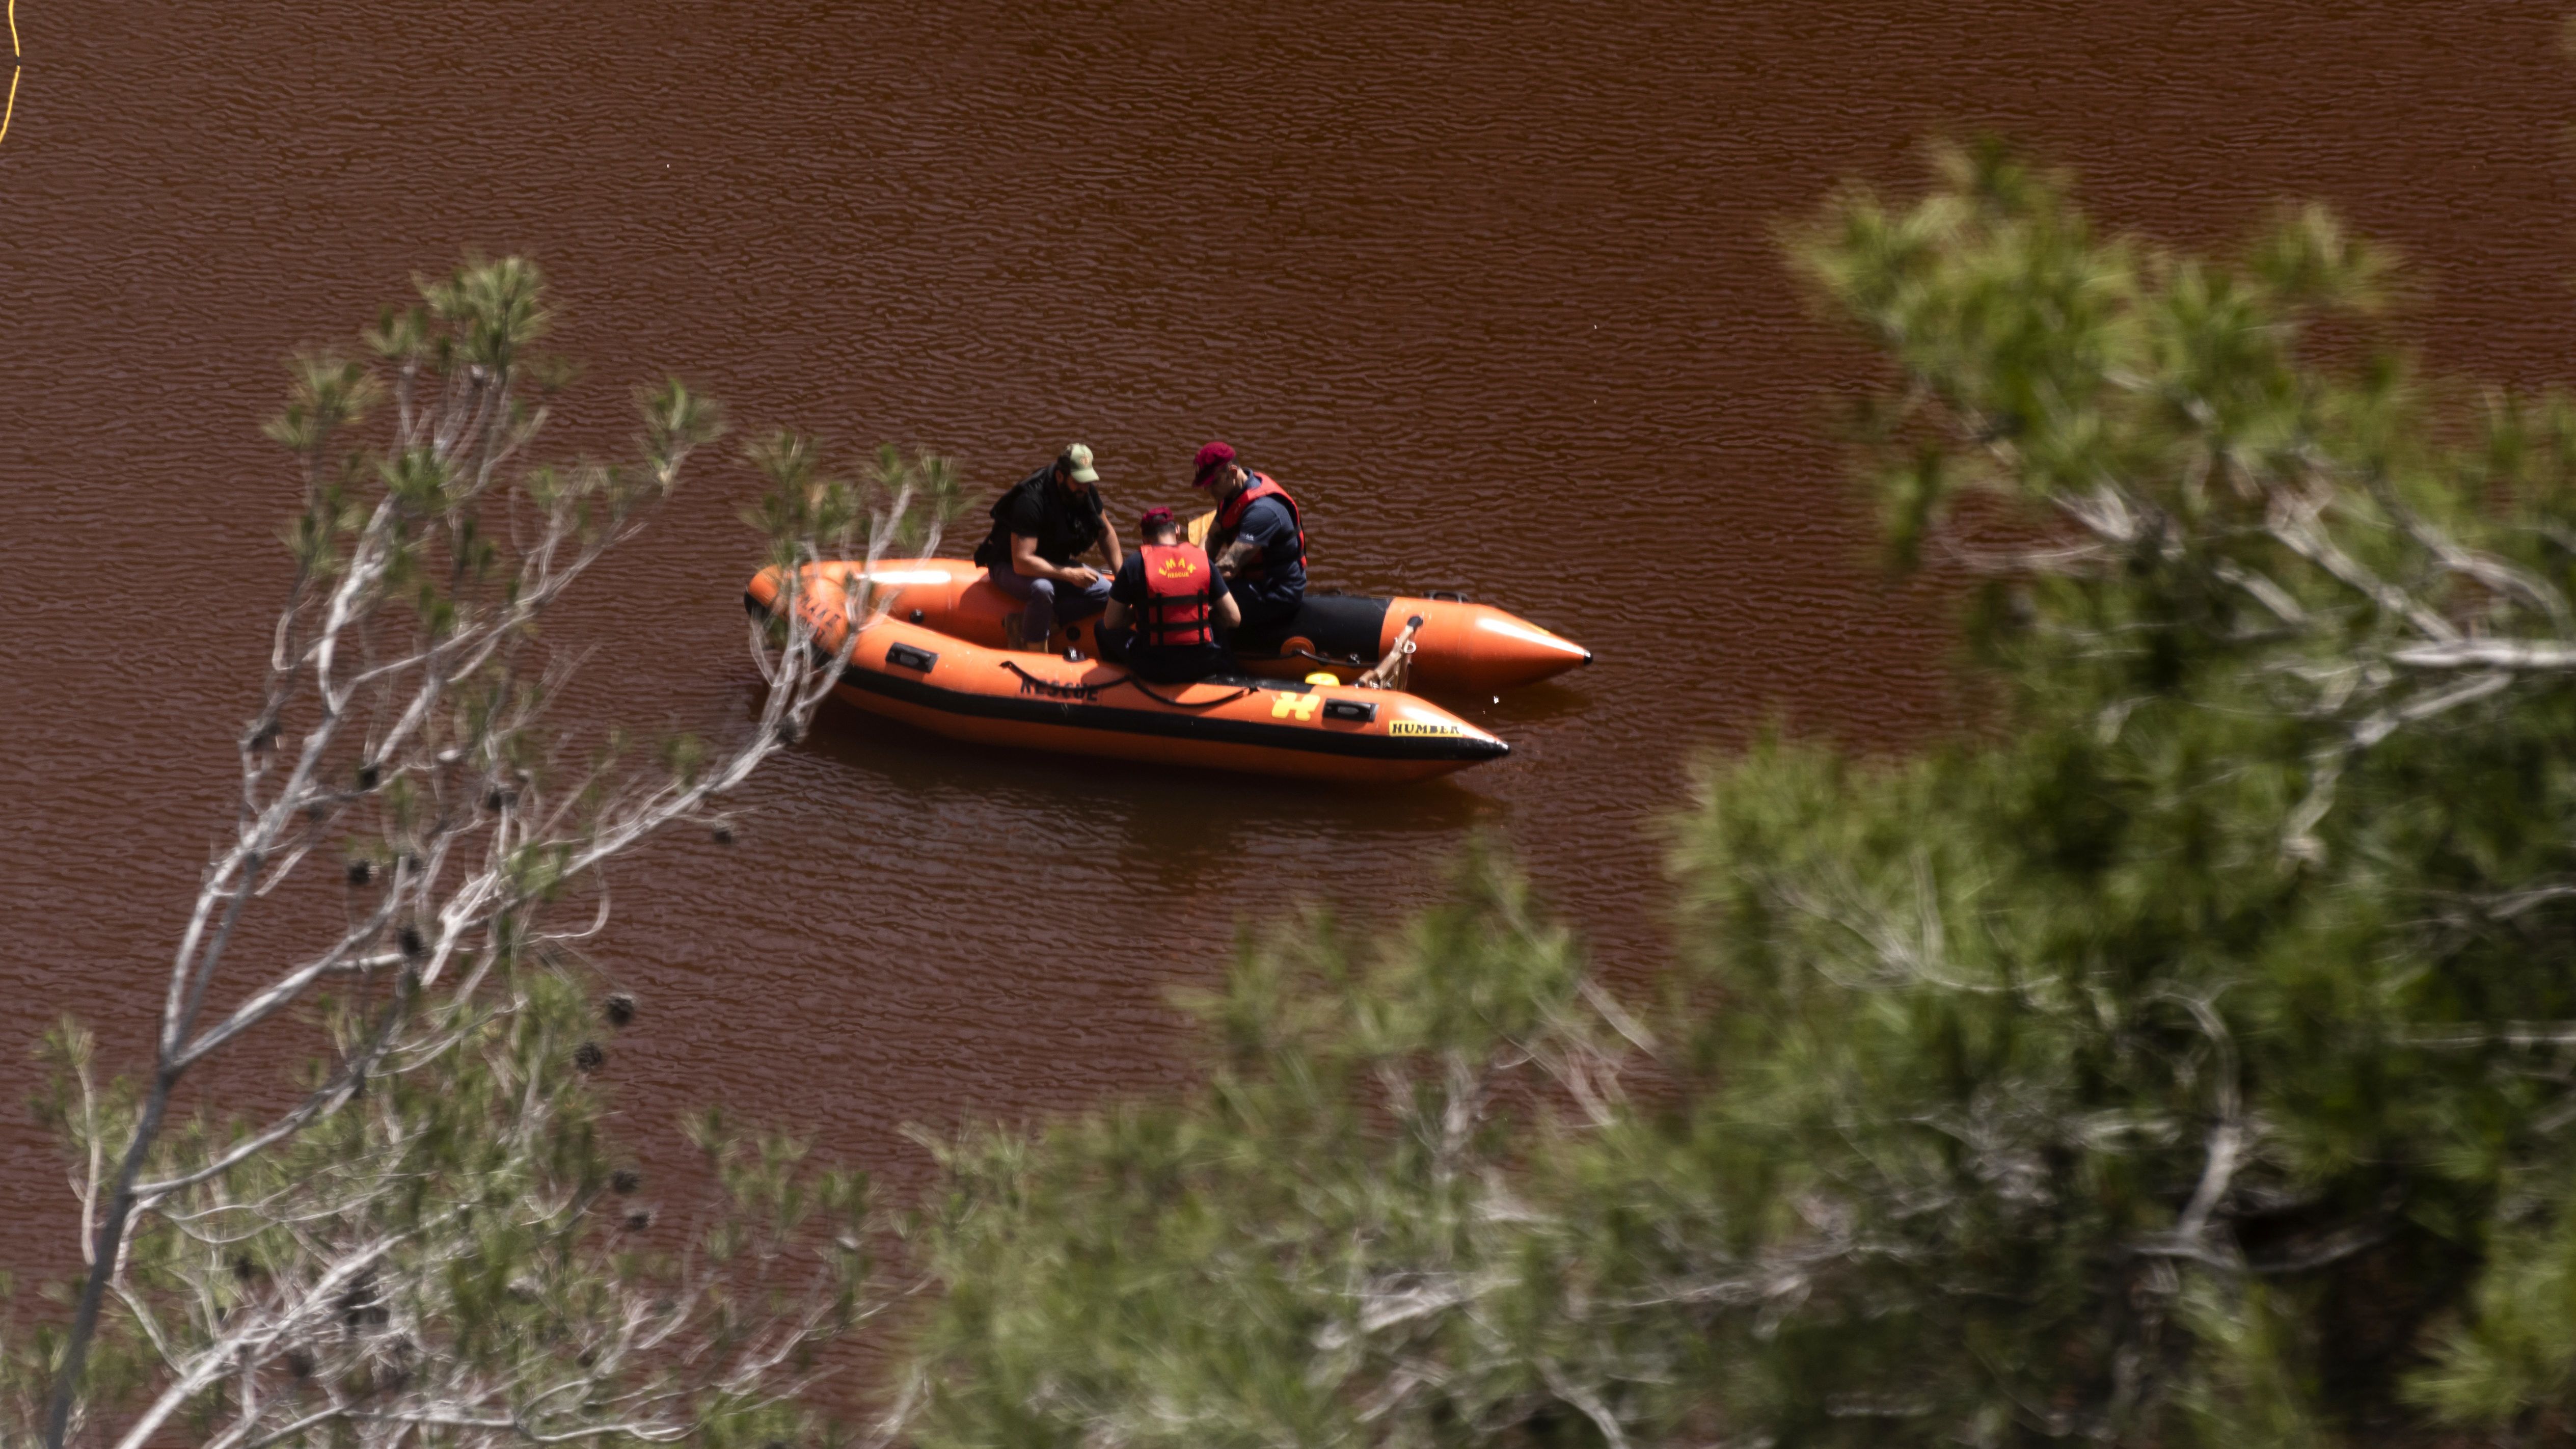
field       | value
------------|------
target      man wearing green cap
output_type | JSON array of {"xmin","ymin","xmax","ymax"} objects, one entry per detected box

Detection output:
[{"xmin": 972, "ymin": 443, "xmax": 1124, "ymax": 651}]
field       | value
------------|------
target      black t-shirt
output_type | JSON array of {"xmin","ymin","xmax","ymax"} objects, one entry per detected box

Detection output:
[
  {"xmin": 1107, "ymin": 551, "xmax": 1150, "ymax": 608},
  {"xmin": 1109, "ymin": 552, "xmax": 1136, "ymax": 604},
  {"xmin": 976, "ymin": 467, "xmax": 1105, "ymax": 568}
]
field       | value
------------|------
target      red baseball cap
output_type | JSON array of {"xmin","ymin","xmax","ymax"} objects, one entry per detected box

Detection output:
[
  {"xmin": 1190, "ymin": 441, "xmax": 1237, "ymax": 487},
  {"xmin": 1137, "ymin": 505, "xmax": 1176, "ymax": 532}
]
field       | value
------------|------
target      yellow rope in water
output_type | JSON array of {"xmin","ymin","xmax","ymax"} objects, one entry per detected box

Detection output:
[{"xmin": 1, "ymin": 0, "xmax": 19, "ymax": 148}]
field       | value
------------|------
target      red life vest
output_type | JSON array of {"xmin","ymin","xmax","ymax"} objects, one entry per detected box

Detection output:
[
  {"xmin": 1137, "ymin": 544, "xmax": 1218, "ymax": 648},
  {"xmin": 1210, "ymin": 472, "xmax": 1306, "ymax": 579}
]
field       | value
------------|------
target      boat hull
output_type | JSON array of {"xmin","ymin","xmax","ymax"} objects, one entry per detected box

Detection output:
[{"xmin": 747, "ymin": 567, "xmax": 1510, "ymax": 784}]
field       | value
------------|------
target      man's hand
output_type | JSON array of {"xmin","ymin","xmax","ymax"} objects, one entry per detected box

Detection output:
[
  {"xmin": 1010, "ymin": 534, "xmax": 1100, "ymax": 588},
  {"xmin": 1214, "ymin": 540, "xmax": 1261, "ymax": 580}
]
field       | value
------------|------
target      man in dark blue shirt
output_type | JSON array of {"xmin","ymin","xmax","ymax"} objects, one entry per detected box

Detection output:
[
  {"xmin": 1189, "ymin": 440, "xmax": 1307, "ymax": 630},
  {"xmin": 1101, "ymin": 507, "xmax": 1242, "ymax": 683}
]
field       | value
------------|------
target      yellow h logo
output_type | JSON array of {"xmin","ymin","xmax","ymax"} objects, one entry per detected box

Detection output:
[{"xmin": 1270, "ymin": 693, "xmax": 1321, "ymax": 721}]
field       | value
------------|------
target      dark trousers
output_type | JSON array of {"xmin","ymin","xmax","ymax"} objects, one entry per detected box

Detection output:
[
  {"xmin": 987, "ymin": 566, "xmax": 1111, "ymax": 646},
  {"xmin": 1228, "ymin": 583, "xmax": 1302, "ymax": 631},
  {"xmin": 1099, "ymin": 625, "xmax": 1237, "ymax": 684}
]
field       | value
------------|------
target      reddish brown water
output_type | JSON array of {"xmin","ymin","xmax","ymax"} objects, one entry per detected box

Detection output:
[{"xmin": 4, "ymin": 1, "xmax": 2572, "ymax": 1283}]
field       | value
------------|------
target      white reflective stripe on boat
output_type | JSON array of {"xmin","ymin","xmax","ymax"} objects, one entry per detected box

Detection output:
[{"xmin": 1474, "ymin": 614, "xmax": 1589, "ymax": 654}]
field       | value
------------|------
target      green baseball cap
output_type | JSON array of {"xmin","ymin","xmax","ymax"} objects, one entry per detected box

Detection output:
[{"xmin": 1059, "ymin": 443, "xmax": 1099, "ymax": 484}]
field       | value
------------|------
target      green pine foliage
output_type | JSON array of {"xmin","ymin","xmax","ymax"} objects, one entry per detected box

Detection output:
[
  {"xmin": 897, "ymin": 147, "xmax": 2576, "ymax": 1446},
  {"xmin": 11, "ymin": 962, "xmax": 875, "ymax": 1449},
  {"xmin": 6, "ymin": 254, "xmax": 948, "ymax": 1449},
  {"xmin": 903, "ymin": 850, "xmax": 1635, "ymax": 1448},
  {"xmin": 24, "ymin": 158, "xmax": 2576, "ymax": 1447}
]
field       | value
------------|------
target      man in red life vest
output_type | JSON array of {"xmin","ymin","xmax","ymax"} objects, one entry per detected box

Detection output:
[
  {"xmin": 1189, "ymin": 441, "xmax": 1307, "ymax": 630},
  {"xmin": 1101, "ymin": 506, "xmax": 1242, "ymax": 683}
]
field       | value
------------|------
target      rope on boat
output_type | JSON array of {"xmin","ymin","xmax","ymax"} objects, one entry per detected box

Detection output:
[
  {"xmin": 1357, "ymin": 615, "xmax": 1425, "ymax": 691},
  {"xmin": 999, "ymin": 658, "xmax": 1257, "ymax": 712},
  {"xmin": 1110, "ymin": 676, "xmax": 1259, "ymax": 710}
]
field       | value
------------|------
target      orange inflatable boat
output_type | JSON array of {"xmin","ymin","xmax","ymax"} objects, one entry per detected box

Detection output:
[
  {"xmin": 815, "ymin": 558, "xmax": 1590, "ymax": 693},
  {"xmin": 746, "ymin": 566, "xmax": 1510, "ymax": 783}
]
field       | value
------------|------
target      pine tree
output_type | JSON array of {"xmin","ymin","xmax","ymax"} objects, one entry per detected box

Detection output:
[
  {"xmin": 8, "ymin": 256, "xmax": 958, "ymax": 1449},
  {"xmin": 895, "ymin": 146, "xmax": 2576, "ymax": 1447}
]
